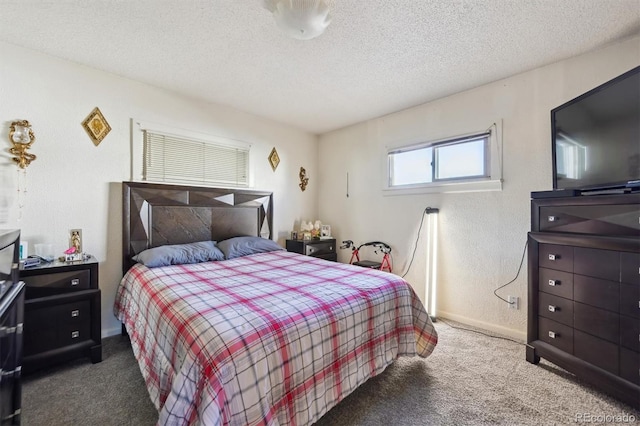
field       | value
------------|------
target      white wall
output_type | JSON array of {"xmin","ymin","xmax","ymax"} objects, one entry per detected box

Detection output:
[
  {"xmin": 0, "ymin": 41, "xmax": 319, "ymax": 337},
  {"xmin": 318, "ymin": 35, "xmax": 640, "ymax": 340}
]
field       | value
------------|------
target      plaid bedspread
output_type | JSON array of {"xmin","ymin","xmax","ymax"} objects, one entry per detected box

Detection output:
[{"xmin": 114, "ymin": 250, "xmax": 438, "ymax": 426}]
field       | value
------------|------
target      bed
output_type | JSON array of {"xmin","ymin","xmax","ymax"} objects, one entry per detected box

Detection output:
[{"xmin": 114, "ymin": 181, "xmax": 438, "ymax": 425}]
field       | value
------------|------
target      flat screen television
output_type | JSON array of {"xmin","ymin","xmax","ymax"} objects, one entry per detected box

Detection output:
[{"xmin": 551, "ymin": 65, "xmax": 640, "ymax": 192}]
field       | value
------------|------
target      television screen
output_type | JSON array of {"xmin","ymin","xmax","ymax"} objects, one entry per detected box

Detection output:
[{"xmin": 552, "ymin": 66, "xmax": 640, "ymax": 191}]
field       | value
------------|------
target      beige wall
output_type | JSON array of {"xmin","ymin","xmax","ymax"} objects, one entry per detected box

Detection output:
[
  {"xmin": 0, "ymin": 41, "xmax": 319, "ymax": 337},
  {"xmin": 317, "ymin": 35, "xmax": 640, "ymax": 340},
  {"xmin": 2, "ymin": 35, "xmax": 638, "ymax": 341}
]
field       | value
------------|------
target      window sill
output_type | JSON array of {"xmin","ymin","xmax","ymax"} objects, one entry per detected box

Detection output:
[{"xmin": 382, "ymin": 179, "xmax": 502, "ymax": 196}]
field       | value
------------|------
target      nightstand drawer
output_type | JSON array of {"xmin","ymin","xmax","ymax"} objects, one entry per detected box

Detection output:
[
  {"xmin": 286, "ymin": 239, "xmax": 337, "ymax": 261},
  {"xmin": 24, "ymin": 299, "xmax": 92, "ymax": 354},
  {"xmin": 305, "ymin": 241, "xmax": 334, "ymax": 256},
  {"xmin": 23, "ymin": 269, "xmax": 91, "ymax": 298}
]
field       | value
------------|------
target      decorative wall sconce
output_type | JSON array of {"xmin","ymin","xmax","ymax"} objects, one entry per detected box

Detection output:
[
  {"xmin": 299, "ymin": 166, "xmax": 309, "ymax": 191},
  {"xmin": 9, "ymin": 120, "xmax": 36, "ymax": 168}
]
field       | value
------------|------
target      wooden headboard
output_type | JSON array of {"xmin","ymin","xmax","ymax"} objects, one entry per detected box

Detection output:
[{"xmin": 122, "ymin": 181, "xmax": 273, "ymax": 274}]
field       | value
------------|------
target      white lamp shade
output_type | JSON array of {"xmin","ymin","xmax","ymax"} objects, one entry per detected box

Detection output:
[{"xmin": 264, "ymin": 0, "xmax": 332, "ymax": 40}]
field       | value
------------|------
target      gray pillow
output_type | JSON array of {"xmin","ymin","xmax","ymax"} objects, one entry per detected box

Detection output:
[
  {"xmin": 132, "ymin": 241, "xmax": 224, "ymax": 268},
  {"xmin": 217, "ymin": 236, "xmax": 284, "ymax": 260}
]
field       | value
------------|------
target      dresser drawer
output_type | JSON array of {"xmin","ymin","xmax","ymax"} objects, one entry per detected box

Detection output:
[
  {"xmin": 573, "ymin": 302, "xmax": 619, "ymax": 344},
  {"xmin": 573, "ymin": 274, "xmax": 619, "ymax": 312},
  {"xmin": 539, "ymin": 204, "xmax": 640, "ymax": 236},
  {"xmin": 24, "ymin": 299, "xmax": 91, "ymax": 355},
  {"xmin": 574, "ymin": 330, "xmax": 618, "ymax": 375},
  {"xmin": 539, "ymin": 268, "xmax": 573, "ymax": 299},
  {"xmin": 620, "ymin": 283, "xmax": 640, "ymax": 319},
  {"xmin": 620, "ymin": 346, "xmax": 640, "ymax": 385},
  {"xmin": 574, "ymin": 247, "xmax": 620, "ymax": 282},
  {"xmin": 23, "ymin": 269, "xmax": 91, "ymax": 298},
  {"xmin": 621, "ymin": 251, "xmax": 640, "ymax": 285},
  {"xmin": 539, "ymin": 317, "xmax": 573, "ymax": 354},
  {"xmin": 538, "ymin": 244, "xmax": 573, "ymax": 273},
  {"xmin": 620, "ymin": 315, "xmax": 640, "ymax": 353},
  {"xmin": 538, "ymin": 292, "xmax": 573, "ymax": 327}
]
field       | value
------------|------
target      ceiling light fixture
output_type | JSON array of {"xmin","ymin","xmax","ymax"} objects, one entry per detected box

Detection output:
[{"xmin": 263, "ymin": 0, "xmax": 333, "ymax": 40}]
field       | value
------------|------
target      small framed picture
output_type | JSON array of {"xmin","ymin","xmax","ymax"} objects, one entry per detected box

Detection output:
[
  {"xmin": 82, "ymin": 107, "xmax": 111, "ymax": 146},
  {"xmin": 320, "ymin": 224, "xmax": 331, "ymax": 238}
]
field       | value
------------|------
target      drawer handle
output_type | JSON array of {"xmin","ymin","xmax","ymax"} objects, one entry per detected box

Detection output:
[
  {"xmin": 71, "ymin": 331, "xmax": 80, "ymax": 339},
  {"xmin": 71, "ymin": 310, "xmax": 80, "ymax": 317},
  {"xmin": 548, "ymin": 254, "xmax": 559, "ymax": 261},
  {"xmin": 548, "ymin": 305, "xmax": 557, "ymax": 313},
  {"xmin": 70, "ymin": 279, "xmax": 80, "ymax": 286},
  {"xmin": 548, "ymin": 331, "xmax": 557, "ymax": 339},
  {"xmin": 548, "ymin": 279, "xmax": 559, "ymax": 287},
  {"xmin": 547, "ymin": 216, "xmax": 558, "ymax": 222}
]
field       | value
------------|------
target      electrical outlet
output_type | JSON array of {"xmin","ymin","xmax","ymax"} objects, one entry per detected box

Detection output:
[{"xmin": 508, "ymin": 296, "xmax": 519, "ymax": 310}]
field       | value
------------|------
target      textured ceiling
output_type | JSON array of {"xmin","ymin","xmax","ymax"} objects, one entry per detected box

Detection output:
[{"xmin": 0, "ymin": 1, "xmax": 638, "ymax": 134}]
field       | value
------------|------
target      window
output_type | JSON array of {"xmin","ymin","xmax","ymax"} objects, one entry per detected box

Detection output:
[
  {"xmin": 139, "ymin": 127, "xmax": 250, "ymax": 187},
  {"xmin": 386, "ymin": 124, "xmax": 502, "ymax": 194}
]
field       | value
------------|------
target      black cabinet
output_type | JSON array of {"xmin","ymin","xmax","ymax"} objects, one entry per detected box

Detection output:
[
  {"xmin": 0, "ymin": 282, "xmax": 25, "ymax": 426},
  {"xmin": 526, "ymin": 193, "xmax": 640, "ymax": 408},
  {"xmin": 19, "ymin": 258, "xmax": 101, "ymax": 373},
  {"xmin": 0, "ymin": 229, "xmax": 24, "ymax": 425},
  {"xmin": 286, "ymin": 239, "xmax": 337, "ymax": 261}
]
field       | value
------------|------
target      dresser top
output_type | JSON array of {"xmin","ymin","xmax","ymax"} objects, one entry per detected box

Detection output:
[{"xmin": 19, "ymin": 255, "xmax": 98, "ymax": 272}]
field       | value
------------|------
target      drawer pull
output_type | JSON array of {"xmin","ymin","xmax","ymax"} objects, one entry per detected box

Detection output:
[
  {"xmin": 548, "ymin": 279, "xmax": 559, "ymax": 287},
  {"xmin": 70, "ymin": 279, "xmax": 80, "ymax": 286},
  {"xmin": 548, "ymin": 331, "xmax": 557, "ymax": 339},
  {"xmin": 71, "ymin": 310, "xmax": 80, "ymax": 317},
  {"xmin": 547, "ymin": 216, "xmax": 558, "ymax": 222},
  {"xmin": 71, "ymin": 331, "xmax": 80, "ymax": 339},
  {"xmin": 548, "ymin": 254, "xmax": 558, "ymax": 261},
  {"xmin": 548, "ymin": 305, "xmax": 557, "ymax": 313}
]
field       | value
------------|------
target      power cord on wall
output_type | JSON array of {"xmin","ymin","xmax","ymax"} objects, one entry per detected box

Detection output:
[
  {"xmin": 493, "ymin": 239, "xmax": 528, "ymax": 305},
  {"xmin": 437, "ymin": 318, "xmax": 524, "ymax": 345}
]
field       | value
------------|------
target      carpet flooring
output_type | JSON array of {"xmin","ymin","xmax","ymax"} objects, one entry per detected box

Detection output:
[{"xmin": 22, "ymin": 320, "xmax": 639, "ymax": 425}]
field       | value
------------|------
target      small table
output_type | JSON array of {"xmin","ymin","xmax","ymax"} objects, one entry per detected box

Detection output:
[
  {"xmin": 19, "ymin": 257, "xmax": 102, "ymax": 373},
  {"xmin": 285, "ymin": 238, "xmax": 337, "ymax": 261}
]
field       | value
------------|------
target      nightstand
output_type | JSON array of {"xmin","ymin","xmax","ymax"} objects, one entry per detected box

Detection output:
[
  {"xmin": 19, "ymin": 257, "xmax": 102, "ymax": 373},
  {"xmin": 286, "ymin": 238, "xmax": 337, "ymax": 261}
]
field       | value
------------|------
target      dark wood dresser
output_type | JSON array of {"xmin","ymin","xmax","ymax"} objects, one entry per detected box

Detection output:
[
  {"xmin": 286, "ymin": 238, "xmax": 337, "ymax": 261},
  {"xmin": 0, "ymin": 229, "xmax": 24, "ymax": 425},
  {"xmin": 19, "ymin": 258, "xmax": 101, "ymax": 373},
  {"xmin": 526, "ymin": 192, "xmax": 639, "ymax": 408},
  {"xmin": 0, "ymin": 281, "xmax": 25, "ymax": 426}
]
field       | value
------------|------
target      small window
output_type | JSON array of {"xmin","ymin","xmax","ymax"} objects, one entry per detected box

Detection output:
[
  {"xmin": 142, "ymin": 130, "xmax": 250, "ymax": 187},
  {"xmin": 388, "ymin": 132, "xmax": 490, "ymax": 188}
]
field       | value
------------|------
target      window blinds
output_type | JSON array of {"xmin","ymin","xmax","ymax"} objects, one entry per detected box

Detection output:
[{"xmin": 143, "ymin": 131, "xmax": 249, "ymax": 187}]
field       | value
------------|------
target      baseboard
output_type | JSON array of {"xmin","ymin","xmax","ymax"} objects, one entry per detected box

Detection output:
[
  {"xmin": 102, "ymin": 325, "xmax": 123, "ymax": 338},
  {"xmin": 436, "ymin": 310, "xmax": 526, "ymax": 342}
]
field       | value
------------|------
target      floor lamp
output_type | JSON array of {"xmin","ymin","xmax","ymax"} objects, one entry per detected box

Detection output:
[{"xmin": 424, "ymin": 207, "xmax": 439, "ymax": 322}]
